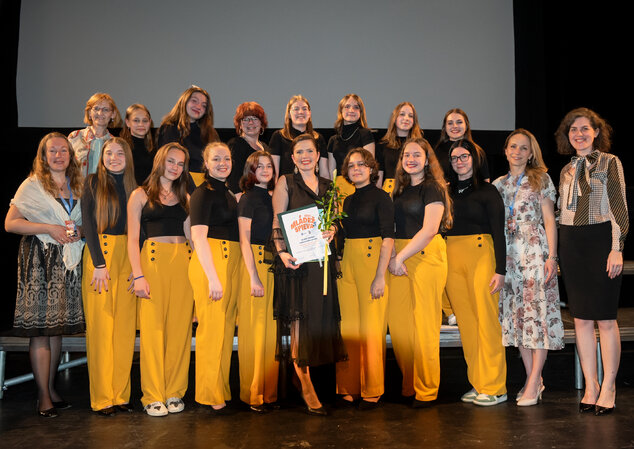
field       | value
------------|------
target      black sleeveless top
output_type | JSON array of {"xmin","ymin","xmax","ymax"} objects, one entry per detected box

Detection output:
[
  {"xmin": 141, "ymin": 201, "xmax": 187, "ymax": 238},
  {"xmin": 284, "ymin": 173, "xmax": 331, "ymax": 210}
]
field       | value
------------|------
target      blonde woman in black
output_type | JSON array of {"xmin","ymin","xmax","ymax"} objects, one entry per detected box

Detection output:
[
  {"xmin": 127, "ymin": 143, "xmax": 193, "ymax": 417},
  {"xmin": 387, "ymin": 138, "xmax": 452, "ymax": 406},
  {"xmin": 376, "ymin": 102, "xmax": 424, "ymax": 193},
  {"xmin": 269, "ymin": 94, "xmax": 328, "ymax": 178},
  {"xmin": 81, "ymin": 137, "xmax": 137, "ymax": 415},
  {"xmin": 336, "ymin": 148, "xmax": 394, "ymax": 409}
]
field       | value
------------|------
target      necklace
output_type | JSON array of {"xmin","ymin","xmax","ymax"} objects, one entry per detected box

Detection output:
[
  {"xmin": 457, "ymin": 183, "xmax": 472, "ymax": 194},
  {"xmin": 160, "ymin": 189, "xmax": 172, "ymax": 201}
]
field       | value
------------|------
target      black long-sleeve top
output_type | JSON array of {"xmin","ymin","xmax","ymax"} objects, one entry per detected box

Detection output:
[
  {"xmin": 131, "ymin": 135, "xmax": 155, "ymax": 186},
  {"xmin": 157, "ymin": 122, "xmax": 205, "ymax": 173},
  {"xmin": 341, "ymin": 184, "xmax": 395, "ymax": 239},
  {"xmin": 445, "ymin": 178, "xmax": 506, "ymax": 275},
  {"xmin": 269, "ymin": 127, "xmax": 327, "ymax": 176},
  {"xmin": 327, "ymin": 121, "xmax": 375, "ymax": 171},
  {"xmin": 226, "ymin": 136, "xmax": 270, "ymax": 195},
  {"xmin": 375, "ymin": 136, "xmax": 405, "ymax": 180},
  {"xmin": 393, "ymin": 181, "xmax": 445, "ymax": 240},
  {"xmin": 190, "ymin": 176, "xmax": 239, "ymax": 241},
  {"xmin": 237, "ymin": 185, "xmax": 273, "ymax": 245},
  {"xmin": 81, "ymin": 173, "xmax": 127, "ymax": 267}
]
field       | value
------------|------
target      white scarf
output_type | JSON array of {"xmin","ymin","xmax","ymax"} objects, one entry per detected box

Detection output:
[{"xmin": 10, "ymin": 176, "xmax": 84, "ymax": 270}]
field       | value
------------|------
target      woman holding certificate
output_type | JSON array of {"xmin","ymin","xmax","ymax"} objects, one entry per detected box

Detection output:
[
  {"xmin": 336, "ymin": 148, "xmax": 394, "ymax": 409},
  {"xmin": 271, "ymin": 133, "xmax": 347, "ymax": 416}
]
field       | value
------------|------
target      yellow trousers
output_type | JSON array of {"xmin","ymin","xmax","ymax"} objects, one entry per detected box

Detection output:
[
  {"xmin": 82, "ymin": 234, "xmax": 136, "ymax": 411},
  {"xmin": 139, "ymin": 240, "xmax": 194, "ymax": 407},
  {"xmin": 387, "ymin": 235, "xmax": 447, "ymax": 401},
  {"xmin": 335, "ymin": 175, "xmax": 356, "ymax": 199},
  {"xmin": 238, "ymin": 244, "xmax": 278, "ymax": 406},
  {"xmin": 381, "ymin": 178, "xmax": 395, "ymax": 195},
  {"xmin": 189, "ymin": 238, "xmax": 241, "ymax": 406},
  {"xmin": 336, "ymin": 238, "xmax": 388, "ymax": 398},
  {"xmin": 445, "ymin": 234, "xmax": 506, "ymax": 396}
]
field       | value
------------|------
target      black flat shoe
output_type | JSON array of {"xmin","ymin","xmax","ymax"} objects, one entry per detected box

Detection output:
[
  {"xmin": 579, "ymin": 402, "xmax": 595, "ymax": 413},
  {"xmin": 335, "ymin": 396, "xmax": 357, "ymax": 408},
  {"xmin": 305, "ymin": 405, "xmax": 328, "ymax": 416},
  {"xmin": 249, "ymin": 404, "xmax": 268, "ymax": 414},
  {"xmin": 594, "ymin": 405, "xmax": 615, "ymax": 416},
  {"xmin": 358, "ymin": 400, "xmax": 380, "ymax": 411},
  {"xmin": 209, "ymin": 405, "xmax": 232, "ymax": 416},
  {"xmin": 115, "ymin": 403, "xmax": 134, "ymax": 413},
  {"xmin": 412, "ymin": 398, "xmax": 435, "ymax": 409},
  {"xmin": 52, "ymin": 400, "xmax": 72, "ymax": 410},
  {"xmin": 97, "ymin": 406, "xmax": 117, "ymax": 416},
  {"xmin": 38, "ymin": 407, "xmax": 58, "ymax": 418}
]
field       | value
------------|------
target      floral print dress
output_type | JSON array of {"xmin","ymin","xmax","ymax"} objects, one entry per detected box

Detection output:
[{"xmin": 493, "ymin": 173, "xmax": 564, "ymax": 350}]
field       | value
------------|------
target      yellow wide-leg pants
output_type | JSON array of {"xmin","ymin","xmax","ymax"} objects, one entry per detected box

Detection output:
[
  {"xmin": 445, "ymin": 234, "xmax": 506, "ymax": 396},
  {"xmin": 189, "ymin": 238, "xmax": 241, "ymax": 406},
  {"xmin": 82, "ymin": 234, "xmax": 136, "ymax": 411},
  {"xmin": 336, "ymin": 238, "xmax": 388, "ymax": 398},
  {"xmin": 387, "ymin": 235, "xmax": 447, "ymax": 401},
  {"xmin": 139, "ymin": 240, "xmax": 194, "ymax": 407},
  {"xmin": 238, "ymin": 244, "xmax": 278, "ymax": 406},
  {"xmin": 381, "ymin": 178, "xmax": 395, "ymax": 195}
]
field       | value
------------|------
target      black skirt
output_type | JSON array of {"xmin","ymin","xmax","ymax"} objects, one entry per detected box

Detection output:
[
  {"xmin": 272, "ymin": 254, "xmax": 347, "ymax": 367},
  {"xmin": 13, "ymin": 235, "xmax": 85, "ymax": 336},
  {"xmin": 559, "ymin": 222, "xmax": 622, "ymax": 320}
]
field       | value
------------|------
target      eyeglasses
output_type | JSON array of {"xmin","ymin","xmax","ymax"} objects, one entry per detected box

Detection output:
[
  {"xmin": 92, "ymin": 106, "xmax": 113, "ymax": 114},
  {"xmin": 242, "ymin": 116, "xmax": 260, "ymax": 123},
  {"xmin": 450, "ymin": 154, "xmax": 471, "ymax": 163}
]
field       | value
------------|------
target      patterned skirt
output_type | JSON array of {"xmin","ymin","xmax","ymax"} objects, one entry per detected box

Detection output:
[{"xmin": 13, "ymin": 235, "xmax": 85, "ymax": 336}]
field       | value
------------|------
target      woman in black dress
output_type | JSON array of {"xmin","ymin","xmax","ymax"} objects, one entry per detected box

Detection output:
[
  {"xmin": 227, "ymin": 101, "xmax": 269, "ymax": 194},
  {"xmin": 5, "ymin": 133, "xmax": 85, "ymax": 417},
  {"xmin": 271, "ymin": 133, "xmax": 347, "ymax": 415},
  {"xmin": 268, "ymin": 95, "xmax": 328, "ymax": 178},
  {"xmin": 556, "ymin": 108, "xmax": 628, "ymax": 415}
]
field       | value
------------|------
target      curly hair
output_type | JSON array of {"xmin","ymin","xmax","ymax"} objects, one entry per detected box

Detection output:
[
  {"xmin": 555, "ymin": 107, "xmax": 612, "ymax": 155},
  {"xmin": 31, "ymin": 132, "xmax": 83, "ymax": 198}
]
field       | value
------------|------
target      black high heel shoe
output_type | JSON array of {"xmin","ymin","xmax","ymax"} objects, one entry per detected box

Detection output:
[
  {"xmin": 304, "ymin": 404, "xmax": 328, "ymax": 416},
  {"xmin": 36, "ymin": 401, "xmax": 58, "ymax": 418},
  {"xmin": 579, "ymin": 402, "xmax": 595, "ymax": 413},
  {"xmin": 594, "ymin": 404, "xmax": 615, "ymax": 416}
]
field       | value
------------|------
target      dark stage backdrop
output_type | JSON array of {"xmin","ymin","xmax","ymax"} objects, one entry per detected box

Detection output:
[{"xmin": 1, "ymin": 1, "xmax": 631, "ymax": 331}]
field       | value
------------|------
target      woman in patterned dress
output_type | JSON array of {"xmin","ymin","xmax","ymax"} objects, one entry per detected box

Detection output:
[{"xmin": 493, "ymin": 129, "xmax": 564, "ymax": 407}]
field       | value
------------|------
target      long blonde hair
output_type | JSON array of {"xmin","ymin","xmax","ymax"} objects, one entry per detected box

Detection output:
[
  {"xmin": 504, "ymin": 129, "xmax": 549, "ymax": 192},
  {"xmin": 160, "ymin": 86, "xmax": 219, "ymax": 144},
  {"xmin": 334, "ymin": 93, "xmax": 369, "ymax": 133},
  {"xmin": 280, "ymin": 95, "xmax": 320, "ymax": 141},
  {"xmin": 392, "ymin": 138, "xmax": 453, "ymax": 231},
  {"xmin": 88, "ymin": 137, "xmax": 137, "ymax": 233},
  {"xmin": 31, "ymin": 132, "xmax": 83, "ymax": 198},
  {"xmin": 380, "ymin": 102, "xmax": 424, "ymax": 148}
]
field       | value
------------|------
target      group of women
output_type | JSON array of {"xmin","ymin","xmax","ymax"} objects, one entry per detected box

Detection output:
[{"xmin": 5, "ymin": 86, "xmax": 627, "ymax": 419}]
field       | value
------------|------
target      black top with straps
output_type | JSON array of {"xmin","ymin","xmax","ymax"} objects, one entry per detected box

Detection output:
[{"xmin": 141, "ymin": 200, "xmax": 187, "ymax": 238}]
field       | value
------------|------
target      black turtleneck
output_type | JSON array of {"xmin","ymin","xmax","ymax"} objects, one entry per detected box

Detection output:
[
  {"xmin": 269, "ymin": 127, "xmax": 327, "ymax": 176},
  {"xmin": 190, "ymin": 176, "xmax": 239, "ymax": 241},
  {"xmin": 445, "ymin": 178, "xmax": 506, "ymax": 275},
  {"xmin": 81, "ymin": 172, "xmax": 128, "ymax": 267},
  {"xmin": 237, "ymin": 185, "xmax": 273, "ymax": 245},
  {"xmin": 341, "ymin": 184, "xmax": 394, "ymax": 239},
  {"xmin": 131, "ymin": 135, "xmax": 155, "ymax": 186},
  {"xmin": 327, "ymin": 120, "xmax": 375, "ymax": 171}
]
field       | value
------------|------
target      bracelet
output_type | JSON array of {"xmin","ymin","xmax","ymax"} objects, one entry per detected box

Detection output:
[
  {"xmin": 94, "ymin": 264, "xmax": 106, "ymax": 269},
  {"xmin": 133, "ymin": 275, "xmax": 144, "ymax": 281},
  {"xmin": 547, "ymin": 255, "xmax": 559, "ymax": 262}
]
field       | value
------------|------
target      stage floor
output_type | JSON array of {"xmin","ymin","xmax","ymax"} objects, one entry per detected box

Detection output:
[{"xmin": 1, "ymin": 341, "xmax": 633, "ymax": 449}]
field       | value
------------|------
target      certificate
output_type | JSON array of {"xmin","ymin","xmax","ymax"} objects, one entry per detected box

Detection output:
[{"xmin": 277, "ymin": 204, "xmax": 331, "ymax": 264}]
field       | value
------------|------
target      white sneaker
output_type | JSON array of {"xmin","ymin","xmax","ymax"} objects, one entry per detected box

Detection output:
[
  {"xmin": 447, "ymin": 314, "xmax": 457, "ymax": 326},
  {"xmin": 144, "ymin": 401, "xmax": 168, "ymax": 417},
  {"xmin": 166, "ymin": 397, "xmax": 185, "ymax": 414},
  {"xmin": 460, "ymin": 388, "xmax": 478, "ymax": 403},
  {"xmin": 473, "ymin": 393, "xmax": 508, "ymax": 407}
]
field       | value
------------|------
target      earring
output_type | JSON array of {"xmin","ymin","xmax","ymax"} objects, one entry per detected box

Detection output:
[
  {"xmin": 294, "ymin": 166, "xmax": 298, "ymax": 174},
  {"xmin": 260, "ymin": 128, "xmax": 264, "ymax": 136},
  {"xmin": 315, "ymin": 165, "xmax": 319, "ymax": 174}
]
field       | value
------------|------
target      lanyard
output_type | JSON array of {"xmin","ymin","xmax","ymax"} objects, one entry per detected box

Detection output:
[
  {"xmin": 58, "ymin": 178, "xmax": 74, "ymax": 216},
  {"xmin": 507, "ymin": 172, "xmax": 524, "ymax": 217}
]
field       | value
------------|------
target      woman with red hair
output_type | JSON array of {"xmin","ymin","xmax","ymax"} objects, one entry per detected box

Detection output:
[{"xmin": 227, "ymin": 102, "xmax": 270, "ymax": 194}]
